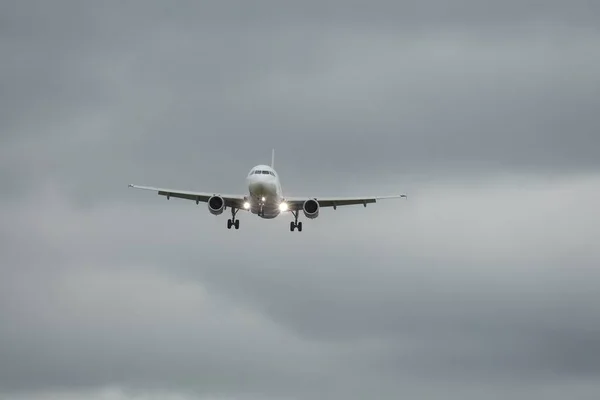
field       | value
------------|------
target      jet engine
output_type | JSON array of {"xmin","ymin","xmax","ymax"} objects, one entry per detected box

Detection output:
[
  {"xmin": 303, "ymin": 199, "xmax": 320, "ymax": 219},
  {"xmin": 207, "ymin": 195, "xmax": 225, "ymax": 215}
]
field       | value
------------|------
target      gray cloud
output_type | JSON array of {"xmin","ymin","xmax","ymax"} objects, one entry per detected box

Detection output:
[
  {"xmin": 1, "ymin": 1, "xmax": 600, "ymax": 399},
  {"xmin": 2, "ymin": 176, "xmax": 600, "ymax": 399}
]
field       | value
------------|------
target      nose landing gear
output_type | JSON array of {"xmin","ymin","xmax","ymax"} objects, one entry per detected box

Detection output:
[{"xmin": 258, "ymin": 203, "xmax": 264, "ymax": 217}]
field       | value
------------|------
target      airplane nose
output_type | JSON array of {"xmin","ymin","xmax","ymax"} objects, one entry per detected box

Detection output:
[
  {"xmin": 249, "ymin": 181, "xmax": 267, "ymax": 194},
  {"xmin": 248, "ymin": 178, "xmax": 276, "ymax": 199}
]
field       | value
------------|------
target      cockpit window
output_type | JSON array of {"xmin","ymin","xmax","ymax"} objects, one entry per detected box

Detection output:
[{"xmin": 249, "ymin": 169, "xmax": 275, "ymax": 176}]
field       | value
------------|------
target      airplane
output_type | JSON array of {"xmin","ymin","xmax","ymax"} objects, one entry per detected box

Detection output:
[{"xmin": 128, "ymin": 150, "xmax": 406, "ymax": 232}]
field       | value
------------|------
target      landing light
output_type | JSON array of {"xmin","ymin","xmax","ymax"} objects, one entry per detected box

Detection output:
[
  {"xmin": 243, "ymin": 202, "xmax": 250, "ymax": 209},
  {"xmin": 279, "ymin": 202, "xmax": 288, "ymax": 212},
  {"xmin": 261, "ymin": 197, "xmax": 266, "ymax": 202}
]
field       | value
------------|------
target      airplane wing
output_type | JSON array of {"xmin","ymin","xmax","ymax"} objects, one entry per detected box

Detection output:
[
  {"xmin": 285, "ymin": 194, "xmax": 406, "ymax": 210},
  {"xmin": 128, "ymin": 184, "xmax": 246, "ymax": 209}
]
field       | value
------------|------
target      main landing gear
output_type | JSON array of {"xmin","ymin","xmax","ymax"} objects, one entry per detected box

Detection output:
[
  {"xmin": 227, "ymin": 207, "xmax": 240, "ymax": 230},
  {"xmin": 290, "ymin": 210, "xmax": 303, "ymax": 232}
]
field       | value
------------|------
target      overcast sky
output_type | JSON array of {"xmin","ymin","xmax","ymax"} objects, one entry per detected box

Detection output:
[{"xmin": 1, "ymin": 1, "xmax": 600, "ymax": 399}]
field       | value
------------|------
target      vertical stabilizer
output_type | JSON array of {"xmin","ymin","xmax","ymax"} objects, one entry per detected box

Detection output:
[{"xmin": 271, "ymin": 148, "xmax": 275, "ymax": 168}]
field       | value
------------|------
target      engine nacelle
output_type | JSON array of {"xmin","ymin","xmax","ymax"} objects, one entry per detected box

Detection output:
[
  {"xmin": 207, "ymin": 195, "xmax": 225, "ymax": 215},
  {"xmin": 303, "ymin": 199, "xmax": 320, "ymax": 219}
]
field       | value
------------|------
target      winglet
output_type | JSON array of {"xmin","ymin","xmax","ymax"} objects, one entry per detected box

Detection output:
[{"xmin": 271, "ymin": 148, "xmax": 275, "ymax": 168}]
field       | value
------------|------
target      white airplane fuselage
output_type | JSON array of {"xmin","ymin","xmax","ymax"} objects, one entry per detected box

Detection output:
[
  {"xmin": 128, "ymin": 149, "xmax": 406, "ymax": 232},
  {"xmin": 245, "ymin": 164, "xmax": 284, "ymax": 219},
  {"xmin": 129, "ymin": 150, "xmax": 406, "ymax": 232}
]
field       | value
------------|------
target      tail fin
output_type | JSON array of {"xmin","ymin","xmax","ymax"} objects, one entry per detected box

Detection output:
[{"xmin": 271, "ymin": 148, "xmax": 275, "ymax": 168}]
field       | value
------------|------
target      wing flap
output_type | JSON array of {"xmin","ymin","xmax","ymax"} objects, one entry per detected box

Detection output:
[
  {"xmin": 128, "ymin": 184, "xmax": 245, "ymax": 208},
  {"xmin": 286, "ymin": 194, "xmax": 406, "ymax": 209}
]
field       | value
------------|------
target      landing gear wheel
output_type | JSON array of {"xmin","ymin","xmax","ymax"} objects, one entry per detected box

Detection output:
[
  {"xmin": 228, "ymin": 208, "xmax": 240, "ymax": 230},
  {"xmin": 290, "ymin": 210, "xmax": 302, "ymax": 232}
]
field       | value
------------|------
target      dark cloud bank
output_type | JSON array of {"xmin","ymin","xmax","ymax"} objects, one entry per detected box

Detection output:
[{"xmin": 1, "ymin": 1, "xmax": 600, "ymax": 399}]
